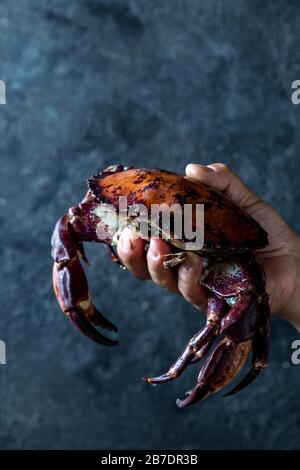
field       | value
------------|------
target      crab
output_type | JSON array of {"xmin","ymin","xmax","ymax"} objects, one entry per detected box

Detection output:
[{"xmin": 51, "ymin": 164, "xmax": 270, "ymax": 408}]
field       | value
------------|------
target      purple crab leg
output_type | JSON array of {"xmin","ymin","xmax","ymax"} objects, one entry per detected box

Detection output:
[
  {"xmin": 176, "ymin": 338, "xmax": 252, "ymax": 408},
  {"xmin": 220, "ymin": 294, "xmax": 253, "ymax": 334},
  {"xmin": 144, "ymin": 296, "xmax": 224, "ymax": 385},
  {"xmin": 190, "ymin": 340, "xmax": 213, "ymax": 364},
  {"xmin": 224, "ymin": 302, "xmax": 270, "ymax": 396}
]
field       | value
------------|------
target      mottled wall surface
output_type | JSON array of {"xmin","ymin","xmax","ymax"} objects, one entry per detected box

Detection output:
[{"xmin": 0, "ymin": 0, "xmax": 300, "ymax": 449}]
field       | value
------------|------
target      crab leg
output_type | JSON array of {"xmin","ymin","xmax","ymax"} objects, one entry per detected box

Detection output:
[
  {"xmin": 177, "ymin": 294, "xmax": 268, "ymax": 407},
  {"xmin": 144, "ymin": 296, "xmax": 225, "ymax": 384},
  {"xmin": 176, "ymin": 338, "xmax": 252, "ymax": 408},
  {"xmin": 220, "ymin": 295, "xmax": 253, "ymax": 333},
  {"xmin": 224, "ymin": 301, "xmax": 270, "ymax": 396},
  {"xmin": 52, "ymin": 215, "xmax": 118, "ymax": 345}
]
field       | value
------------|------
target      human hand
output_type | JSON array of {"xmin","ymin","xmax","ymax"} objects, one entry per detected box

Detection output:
[{"xmin": 117, "ymin": 163, "xmax": 300, "ymax": 332}]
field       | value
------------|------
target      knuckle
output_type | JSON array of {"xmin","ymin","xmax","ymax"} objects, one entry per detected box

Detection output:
[
  {"xmin": 150, "ymin": 267, "xmax": 167, "ymax": 285},
  {"xmin": 178, "ymin": 277, "xmax": 204, "ymax": 306},
  {"xmin": 156, "ymin": 278, "xmax": 177, "ymax": 293},
  {"xmin": 117, "ymin": 248, "xmax": 136, "ymax": 266},
  {"xmin": 148, "ymin": 264, "xmax": 175, "ymax": 291},
  {"xmin": 154, "ymin": 278, "xmax": 167, "ymax": 288},
  {"xmin": 147, "ymin": 252, "xmax": 163, "ymax": 271},
  {"xmin": 178, "ymin": 277, "xmax": 194, "ymax": 299},
  {"xmin": 213, "ymin": 163, "xmax": 231, "ymax": 174},
  {"xmin": 177, "ymin": 258, "xmax": 201, "ymax": 281}
]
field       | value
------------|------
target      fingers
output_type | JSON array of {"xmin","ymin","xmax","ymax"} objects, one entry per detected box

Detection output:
[
  {"xmin": 185, "ymin": 163, "xmax": 260, "ymax": 209},
  {"xmin": 147, "ymin": 239, "xmax": 179, "ymax": 293},
  {"xmin": 117, "ymin": 228, "xmax": 150, "ymax": 280},
  {"xmin": 178, "ymin": 253, "xmax": 207, "ymax": 310},
  {"xmin": 118, "ymin": 231, "xmax": 180, "ymax": 292},
  {"xmin": 118, "ymin": 229, "xmax": 207, "ymax": 304}
]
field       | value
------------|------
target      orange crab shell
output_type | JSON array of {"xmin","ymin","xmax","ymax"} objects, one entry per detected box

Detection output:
[{"xmin": 88, "ymin": 167, "xmax": 268, "ymax": 252}]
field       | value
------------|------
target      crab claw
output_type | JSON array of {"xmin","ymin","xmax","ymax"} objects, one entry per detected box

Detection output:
[
  {"xmin": 69, "ymin": 309, "xmax": 117, "ymax": 346},
  {"xmin": 52, "ymin": 215, "xmax": 118, "ymax": 346},
  {"xmin": 176, "ymin": 338, "xmax": 252, "ymax": 408},
  {"xmin": 176, "ymin": 385, "xmax": 210, "ymax": 408},
  {"xmin": 223, "ymin": 367, "xmax": 261, "ymax": 397},
  {"xmin": 224, "ymin": 308, "xmax": 270, "ymax": 396}
]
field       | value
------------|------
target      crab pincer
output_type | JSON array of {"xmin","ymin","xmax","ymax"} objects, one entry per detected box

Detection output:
[
  {"xmin": 176, "ymin": 339, "xmax": 252, "ymax": 408},
  {"xmin": 51, "ymin": 214, "xmax": 118, "ymax": 346}
]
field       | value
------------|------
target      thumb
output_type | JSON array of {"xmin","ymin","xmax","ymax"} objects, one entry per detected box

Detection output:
[{"xmin": 185, "ymin": 163, "xmax": 260, "ymax": 209}]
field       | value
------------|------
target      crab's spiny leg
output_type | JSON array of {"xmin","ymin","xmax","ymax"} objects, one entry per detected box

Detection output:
[
  {"xmin": 144, "ymin": 296, "xmax": 224, "ymax": 385},
  {"xmin": 190, "ymin": 340, "xmax": 213, "ymax": 364}
]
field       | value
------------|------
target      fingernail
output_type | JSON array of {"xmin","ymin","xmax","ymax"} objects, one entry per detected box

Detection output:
[
  {"xmin": 186, "ymin": 164, "xmax": 213, "ymax": 176},
  {"xmin": 186, "ymin": 163, "xmax": 197, "ymax": 171},
  {"xmin": 121, "ymin": 229, "xmax": 133, "ymax": 251},
  {"xmin": 186, "ymin": 163, "xmax": 200, "ymax": 174},
  {"xmin": 149, "ymin": 240, "xmax": 158, "ymax": 257},
  {"xmin": 206, "ymin": 165, "xmax": 216, "ymax": 172}
]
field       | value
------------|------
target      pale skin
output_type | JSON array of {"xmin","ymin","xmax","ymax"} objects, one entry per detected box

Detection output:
[{"xmin": 117, "ymin": 163, "xmax": 300, "ymax": 333}]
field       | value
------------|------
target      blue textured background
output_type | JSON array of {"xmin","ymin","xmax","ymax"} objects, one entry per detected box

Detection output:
[{"xmin": 0, "ymin": 0, "xmax": 300, "ymax": 449}]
